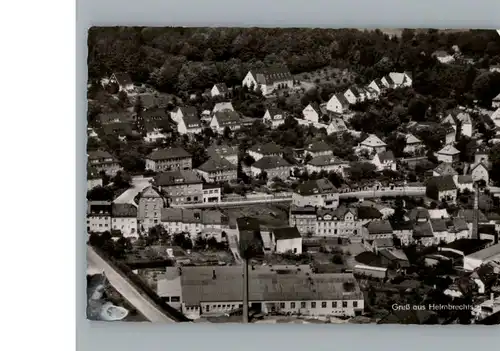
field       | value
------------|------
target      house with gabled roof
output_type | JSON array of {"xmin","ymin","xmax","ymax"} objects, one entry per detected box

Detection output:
[
  {"xmin": 210, "ymin": 110, "xmax": 242, "ymax": 133},
  {"xmin": 315, "ymin": 207, "xmax": 362, "ymax": 238},
  {"xmin": 102, "ymin": 122, "xmax": 134, "ymax": 141},
  {"xmin": 242, "ymin": 66, "xmax": 293, "ymax": 96},
  {"xmin": 302, "ymin": 102, "xmax": 322, "ymax": 123},
  {"xmin": 87, "ymin": 150, "xmax": 122, "ymax": 176},
  {"xmin": 248, "ymin": 142, "xmax": 283, "ymax": 161},
  {"xmin": 171, "ymin": 106, "xmax": 202, "ymax": 135},
  {"xmin": 404, "ymin": 133, "xmax": 424, "ymax": 154},
  {"xmin": 474, "ymin": 145, "xmax": 490, "ymax": 168},
  {"xmin": 493, "ymin": 92, "xmax": 500, "ymax": 109},
  {"xmin": 250, "ymin": 156, "xmax": 291, "ymax": 181},
  {"xmin": 326, "ymin": 93, "xmax": 350, "ymax": 114},
  {"xmin": 426, "ymin": 175, "xmax": 458, "ymax": 203},
  {"xmin": 381, "ymin": 75, "xmax": 395, "ymax": 89},
  {"xmin": 304, "ymin": 141, "xmax": 333, "ymax": 158},
  {"xmin": 359, "ymin": 134, "xmax": 387, "ymax": 154},
  {"xmin": 143, "ymin": 120, "xmax": 169, "ymax": 143},
  {"xmin": 368, "ymin": 78, "xmax": 385, "ymax": 94},
  {"xmin": 153, "ymin": 170, "xmax": 203, "ymax": 205},
  {"xmin": 196, "ymin": 155, "xmax": 238, "ymax": 183},
  {"xmin": 371, "ymin": 150, "xmax": 396, "ymax": 172},
  {"xmin": 442, "ymin": 113, "xmax": 457, "ymax": 131},
  {"xmin": 436, "ymin": 144, "xmax": 460, "ymax": 164},
  {"xmin": 263, "ymin": 107, "xmax": 286, "ymax": 129},
  {"xmin": 292, "ymin": 178, "xmax": 339, "ymax": 209},
  {"xmin": 137, "ymin": 186, "xmax": 165, "ymax": 232},
  {"xmin": 327, "ymin": 117, "xmax": 348, "ymax": 135},
  {"xmin": 306, "ymin": 155, "xmax": 350, "ymax": 177},
  {"xmin": 211, "ymin": 83, "xmax": 230, "ymax": 98},
  {"xmin": 388, "ymin": 72, "xmax": 412, "ymax": 88},
  {"xmin": 492, "ymin": 108, "xmax": 500, "ymax": 128},
  {"xmin": 471, "ymin": 162, "xmax": 489, "ymax": 185},
  {"xmin": 145, "ymin": 147, "xmax": 192, "ymax": 172},
  {"xmin": 109, "ymin": 72, "xmax": 134, "ymax": 92},
  {"xmin": 364, "ymin": 220, "xmax": 393, "ymax": 240},
  {"xmin": 344, "ymin": 86, "xmax": 363, "ymax": 104}
]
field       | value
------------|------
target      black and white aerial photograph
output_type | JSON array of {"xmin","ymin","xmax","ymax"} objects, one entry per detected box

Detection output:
[{"xmin": 86, "ymin": 27, "xmax": 500, "ymax": 325}]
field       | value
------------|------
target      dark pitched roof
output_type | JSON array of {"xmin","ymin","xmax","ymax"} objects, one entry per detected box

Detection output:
[
  {"xmin": 306, "ymin": 141, "xmax": 331, "ymax": 153},
  {"xmin": 266, "ymin": 107, "xmax": 286, "ymax": 120},
  {"xmin": 88, "ymin": 150, "xmax": 114, "ymax": 160},
  {"xmin": 252, "ymin": 156, "xmax": 290, "ymax": 170},
  {"xmin": 384, "ymin": 75, "xmax": 395, "ymax": 86},
  {"xmin": 102, "ymin": 122, "xmax": 134, "ymax": 136},
  {"xmin": 457, "ymin": 175, "xmax": 473, "ymax": 184},
  {"xmin": 142, "ymin": 108, "xmax": 169, "ymax": 121},
  {"xmin": 357, "ymin": 206, "xmax": 383, "ymax": 220},
  {"xmin": 207, "ymin": 143, "xmax": 238, "ymax": 158},
  {"xmin": 178, "ymin": 106, "xmax": 198, "ymax": 117},
  {"xmin": 252, "ymin": 66, "xmax": 292, "ymax": 85},
  {"xmin": 430, "ymin": 218, "xmax": 448, "ymax": 232},
  {"xmin": 153, "ymin": 170, "xmax": 202, "ymax": 186},
  {"xmin": 377, "ymin": 150, "xmax": 395, "ymax": 162},
  {"xmin": 111, "ymin": 203, "xmax": 137, "ymax": 217},
  {"xmin": 147, "ymin": 147, "xmax": 191, "ymax": 161},
  {"xmin": 307, "ymin": 155, "xmax": 347, "ymax": 167},
  {"xmin": 213, "ymin": 111, "xmax": 241, "ymax": 127},
  {"xmin": 414, "ymin": 222, "xmax": 434, "ymax": 238},
  {"xmin": 198, "ymin": 155, "xmax": 237, "ymax": 173},
  {"xmin": 409, "ymin": 208, "xmax": 430, "ymax": 222},
  {"xmin": 250, "ymin": 142, "xmax": 283, "ymax": 155},
  {"xmin": 457, "ymin": 209, "xmax": 488, "ymax": 223},
  {"xmin": 354, "ymin": 251, "xmax": 382, "ymax": 267},
  {"xmin": 295, "ymin": 178, "xmax": 337, "ymax": 196},
  {"xmin": 112, "ymin": 72, "xmax": 133, "ymax": 86},
  {"xmin": 433, "ymin": 163, "xmax": 458, "ymax": 176},
  {"xmin": 214, "ymin": 83, "xmax": 229, "ymax": 93},
  {"xmin": 272, "ymin": 227, "xmax": 301, "ymax": 240},
  {"xmin": 440, "ymin": 239, "xmax": 491, "ymax": 255},
  {"xmin": 334, "ymin": 93, "xmax": 350, "ymax": 107},
  {"xmin": 366, "ymin": 220, "xmax": 393, "ymax": 235},
  {"xmin": 426, "ymin": 175, "xmax": 457, "ymax": 191}
]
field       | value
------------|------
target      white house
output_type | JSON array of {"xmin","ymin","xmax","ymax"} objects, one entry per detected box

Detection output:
[
  {"xmin": 371, "ymin": 150, "xmax": 396, "ymax": 172},
  {"xmin": 426, "ymin": 175, "xmax": 458, "ymax": 203},
  {"xmin": 490, "ymin": 65, "xmax": 500, "ymax": 73},
  {"xmin": 344, "ymin": 87, "xmax": 363, "ymax": 105},
  {"xmin": 263, "ymin": 108, "xmax": 286, "ymax": 129},
  {"xmin": 241, "ymin": 66, "xmax": 293, "ymax": 96},
  {"xmin": 302, "ymin": 102, "xmax": 322, "ymax": 123},
  {"xmin": 327, "ymin": 118, "xmax": 348, "ymax": 135},
  {"xmin": 404, "ymin": 134, "xmax": 424, "ymax": 154},
  {"xmin": 315, "ymin": 207, "xmax": 363, "ymax": 238},
  {"xmin": 492, "ymin": 108, "xmax": 500, "ymax": 128},
  {"xmin": 111, "ymin": 203, "xmax": 138, "ymax": 239},
  {"xmin": 171, "ymin": 106, "xmax": 202, "ymax": 135},
  {"xmin": 381, "ymin": 75, "xmax": 395, "ymax": 89},
  {"xmin": 270, "ymin": 227, "xmax": 302, "ymax": 254},
  {"xmin": 442, "ymin": 114, "xmax": 457, "ymax": 131},
  {"xmin": 304, "ymin": 141, "xmax": 333, "ymax": 158},
  {"xmin": 471, "ymin": 162, "xmax": 489, "ymax": 185},
  {"xmin": 326, "ymin": 93, "xmax": 350, "ymax": 114},
  {"xmin": 454, "ymin": 175, "xmax": 474, "ymax": 192},
  {"xmin": 210, "ymin": 110, "xmax": 242, "ymax": 134},
  {"xmin": 248, "ymin": 142, "xmax": 283, "ymax": 161},
  {"xmin": 368, "ymin": 78, "xmax": 385, "ymax": 94},
  {"xmin": 436, "ymin": 144, "xmax": 460, "ymax": 164},
  {"xmin": 87, "ymin": 201, "xmax": 112, "ymax": 233},
  {"xmin": 463, "ymin": 243, "xmax": 500, "ymax": 271},
  {"xmin": 359, "ymin": 134, "xmax": 387, "ymax": 154},
  {"xmin": 211, "ymin": 83, "xmax": 229, "ymax": 98},
  {"xmin": 388, "ymin": 72, "xmax": 412, "ymax": 88},
  {"xmin": 143, "ymin": 123, "xmax": 168, "ymax": 143}
]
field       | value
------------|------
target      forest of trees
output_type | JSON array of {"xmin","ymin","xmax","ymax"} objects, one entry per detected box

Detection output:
[{"xmin": 88, "ymin": 27, "xmax": 500, "ymax": 97}]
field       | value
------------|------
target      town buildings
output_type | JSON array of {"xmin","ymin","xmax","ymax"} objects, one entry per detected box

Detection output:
[
  {"xmin": 304, "ymin": 141, "xmax": 333, "ymax": 158},
  {"xmin": 436, "ymin": 144, "xmax": 460, "ymax": 164},
  {"xmin": 292, "ymin": 178, "xmax": 339, "ymax": 209},
  {"xmin": 263, "ymin": 107, "xmax": 286, "ymax": 129},
  {"xmin": 359, "ymin": 134, "xmax": 387, "ymax": 153},
  {"xmin": 87, "ymin": 201, "xmax": 112, "ymax": 233},
  {"xmin": 270, "ymin": 227, "xmax": 302, "ymax": 254},
  {"xmin": 289, "ymin": 206, "xmax": 317, "ymax": 236},
  {"xmin": 242, "ymin": 66, "xmax": 293, "ymax": 96},
  {"xmin": 316, "ymin": 207, "xmax": 362, "ymax": 238},
  {"xmin": 137, "ymin": 186, "xmax": 165, "ymax": 232},
  {"xmin": 248, "ymin": 143, "xmax": 283, "ymax": 161},
  {"xmin": 306, "ymin": 155, "xmax": 349, "ymax": 177},
  {"xmin": 250, "ymin": 156, "xmax": 291, "ymax": 181},
  {"xmin": 207, "ymin": 143, "xmax": 238, "ymax": 165},
  {"xmin": 153, "ymin": 170, "xmax": 203, "ymax": 205},
  {"xmin": 196, "ymin": 155, "xmax": 238, "ymax": 183},
  {"xmin": 87, "ymin": 150, "xmax": 122, "ymax": 176},
  {"xmin": 326, "ymin": 93, "xmax": 350, "ymax": 114},
  {"xmin": 211, "ymin": 83, "xmax": 230, "ymax": 98},
  {"xmin": 145, "ymin": 147, "xmax": 192, "ymax": 172},
  {"xmin": 111, "ymin": 203, "xmax": 138, "ymax": 239}
]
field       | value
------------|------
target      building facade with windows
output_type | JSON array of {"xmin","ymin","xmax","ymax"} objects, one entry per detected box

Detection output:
[
  {"xmin": 315, "ymin": 207, "xmax": 362, "ymax": 238},
  {"xmin": 137, "ymin": 186, "xmax": 165, "ymax": 232},
  {"xmin": 87, "ymin": 201, "xmax": 112, "ymax": 233},
  {"xmin": 153, "ymin": 170, "xmax": 204, "ymax": 205}
]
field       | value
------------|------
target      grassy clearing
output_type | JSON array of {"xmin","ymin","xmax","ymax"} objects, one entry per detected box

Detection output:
[{"xmin": 294, "ymin": 66, "xmax": 358, "ymax": 88}]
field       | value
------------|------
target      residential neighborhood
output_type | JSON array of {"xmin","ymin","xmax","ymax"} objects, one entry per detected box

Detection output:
[{"xmin": 87, "ymin": 27, "xmax": 500, "ymax": 325}]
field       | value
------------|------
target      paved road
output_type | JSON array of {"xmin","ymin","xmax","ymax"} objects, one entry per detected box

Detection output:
[
  {"xmin": 87, "ymin": 246, "xmax": 178, "ymax": 323},
  {"xmin": 113, "ymin": 177, "xmax": 153, "ymax": 205}
]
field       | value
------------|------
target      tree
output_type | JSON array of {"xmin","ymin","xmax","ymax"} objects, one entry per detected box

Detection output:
[
  {"xmin": 489, "ymin": 144, "xmax": 500, "ymax": 185},
  {"xmin": 332, "ymin": 254, "xmax": 343, "ymax": 265},
  {"xmin": 87, "ymin": 185, "xmax": 114, "ymax": 201},
  {"xmin": 112, "ymin": 171, "xmax": 132, "ymax": 189},
  {"xmin": 347, "ymin": 162, "xmax": 377, "ymax": 182}
]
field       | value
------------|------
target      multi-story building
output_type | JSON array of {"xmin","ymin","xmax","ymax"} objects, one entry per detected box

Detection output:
[
  {"xmin": 157, "ymin": 266, "xmax": 364, "ymax": 320},
  {"xmin": 170, "ymin": 106, "xmax": 202, "ymax": 135},
  {"xmin": 160, "ymin": 208, "xmax": 228, "ymax": 241},
  {"xmin": 289, "ymin": 206, "xmax": 317, "ymax": 236},
  {"xmin": 315, "ymin": 207, "xmax": 362, "ymax": 238},
  {"xmin": 87, "ymin": 201, "xmax": 112, "ymax": 233},
  {"xmin": 137, "ymin": 186, "xmax": 165, "ymax": 232},
  {"xmin": 153, "ymin": 170, "xmax": 203, "ymax": 205},
  {"xmin": 250, "ymin": 156, "xmax": 291, "ymax": 181},
  {"xmin": 248, "ymin": 142, "xmax": 283, "ymax": 161},
  {"xmin": 202, "ymin": 183, "xmax": 222, "ymax": 203},
  {"xmin": 196, "ymin": 155, "xmax": 238, "ymax": 183},
  {"xmin": 111, "ymin": 203, "xmax": 138, "ymax": 239},
  {"xmin": 306, "ymin": 155, "xmax": 349, "ymax": 177},
  {"xmin": 145, "ymin": 147, "xmax": 192, "ymax": 172},
  {"xmin": 87, "ymin": 150, "xmax": 122, "ymax": 176},
  {"xmin": 304, "ymin": 141, "xmax": 333, "ymax": 158},
  {"xmin": 292, "ymin": 178, "xmax": 339, "ymax": 209},
  {"xmin": 358, "ymin": 134, "xmax": 387, "ymax": 154},
  {"xmin": 263, "ymin": 108, "xmax": 286, "ymax": 129},
  {"xmin": 270, "ymin": 227, "xmax": 302, "ymax": 254},
  {"xmin": 241, "ymin": 66, "xmax": 293, "ymax": 96}
]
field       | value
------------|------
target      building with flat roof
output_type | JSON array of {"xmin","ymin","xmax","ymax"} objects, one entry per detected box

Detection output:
[{"xmin": 156, "ymin": 266, "xmax": 364, "ymax": 320}]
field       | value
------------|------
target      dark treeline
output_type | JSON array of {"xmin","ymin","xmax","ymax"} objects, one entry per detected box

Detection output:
[{"xmin": 88, "ymin": 27, "xmax": 500, "ymax": 95}]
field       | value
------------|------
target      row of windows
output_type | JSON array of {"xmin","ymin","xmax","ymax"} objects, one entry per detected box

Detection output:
[
  {"xmin": 203, "ymin": 301, "xmax": 357, "ymax": 311},
  {"xmin": 318, "ymin": 229, "xmax": 358, "ymax": 235}
]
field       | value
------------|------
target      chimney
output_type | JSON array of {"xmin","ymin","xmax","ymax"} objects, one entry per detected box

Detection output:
[{"xmin": 212, "ymin": 269, "xmax": 216, "ymax": 280}]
